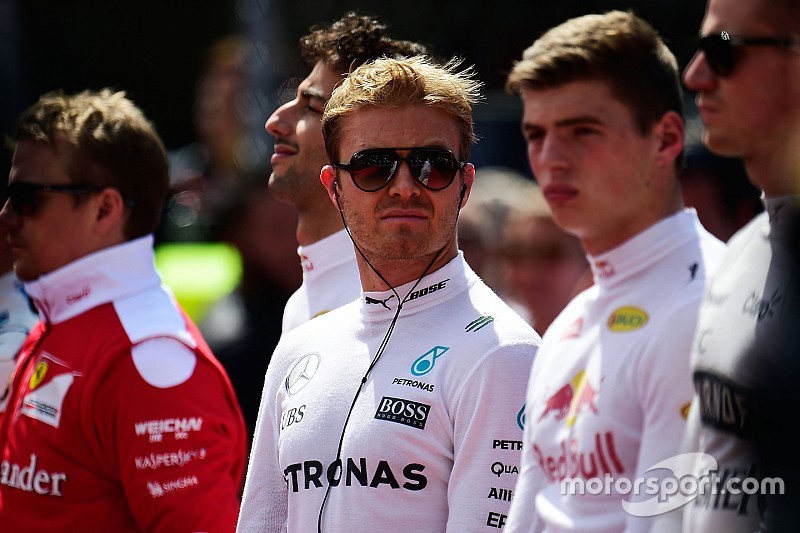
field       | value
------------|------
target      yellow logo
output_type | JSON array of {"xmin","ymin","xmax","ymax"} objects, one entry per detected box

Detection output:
[
  {"xmin": 565, "ymin": 370, "xmax": 599, "ymax": 427},
  {"xmin": 680, "ymin": 402, "xmax": 691, "ymax": 419},
  {"xmin": 607, "ymin": 306, "xmax": 649, "ymax": 332},
  {"xmin": 30, "ymin": 362, "xmax": 49, "ymax": 390}
]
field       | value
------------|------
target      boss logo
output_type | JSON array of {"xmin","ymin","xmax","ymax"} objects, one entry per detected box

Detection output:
[{"xmin": 374, "ymin": 396, "xmax": 431, "ymax": 430}]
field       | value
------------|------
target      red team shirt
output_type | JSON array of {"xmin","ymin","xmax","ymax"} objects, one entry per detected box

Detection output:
[{"xmin": 0, "ymin": 236, "xmax": 246, "ymax": 532}]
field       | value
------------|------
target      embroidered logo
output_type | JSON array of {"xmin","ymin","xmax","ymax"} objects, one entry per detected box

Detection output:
[
  {"xmin": 410, "ymin": 346, "xmax": 449, "ymax": 376},
  {"xmin": 21, "ymin": 354, "xmax": 80, "ymax": 428},
  {"xmin": 466, "ymin": 315, "xmax": 494, "ymax": 332},
  {"xmin": 285, "ymin": 353, "xmax": 321, "ymax": 396},
  {"xmin": 607, "ymin": 306, "xmax": 649, "ymax": 332},
  {"xmin": 365, "ymin": 295, "xmax": 396, "ymax": 310}
]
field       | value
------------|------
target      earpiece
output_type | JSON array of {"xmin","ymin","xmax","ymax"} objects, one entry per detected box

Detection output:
[{"xmin": 457, "ymin": 182, "xmax": 467, "ymax": 210}]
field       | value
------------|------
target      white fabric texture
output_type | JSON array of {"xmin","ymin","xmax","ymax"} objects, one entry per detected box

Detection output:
[
  {"xmin": 682, "ymin": 196, "xmax": 799, "ymax": 532},
  {"xmin": 506, "ymin": 210, "xmax": 724, "ymax": 533},
  {"xmin": 239, "ymin": 253, "xmax": 540, "ymax": 532},
  {"xmin": 281, "ymin": 229, "xmax": 360, "ymax": 333},
  {"xmin": 0, "ymin": 271, "xmax": 38, "ymax": 386}
]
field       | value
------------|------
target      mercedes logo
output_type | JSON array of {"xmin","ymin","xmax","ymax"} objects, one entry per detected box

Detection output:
[{"xmin": 285, "ymin": 353, "xmax": 321, "ymax": 396}]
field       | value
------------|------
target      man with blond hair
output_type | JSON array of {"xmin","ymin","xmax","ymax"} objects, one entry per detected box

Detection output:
[
  {"xmin": 267, "ymin": 12, "xmax": 431, "ymax": 333},
  {"xmin": 238, "ymin": 55, "xmax": 539, "ymax": 532}
]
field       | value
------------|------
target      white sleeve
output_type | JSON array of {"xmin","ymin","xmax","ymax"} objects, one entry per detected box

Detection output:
[
  {"xmin": 648, "ymin": 392, "xmax": 704, "ymax": 533},
  {"xmin": 0, "ymin": 280, "xmax": 38, "ymax": 384},
  {"xmin": 445, "ymin": 342, "xmax": 536, "ymax": 532},
  {"xmin": 237, "ymin": 353, "xmax": 288, "ymax": 533},
  {"xmin": 623, "ymin": 302, "xmax": 698, "ymax": 533},
  {"xmin": 505, "ymin": 352, "xmax": 548, "ymax": 533},
  {"xmin": 281, "ymin": 290, "xmax": 303, "ymax": 334}
]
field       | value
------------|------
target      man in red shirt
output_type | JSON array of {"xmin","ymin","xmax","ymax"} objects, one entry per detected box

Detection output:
[{"xmin": 0, "ymin": 89, "xmax": 247, "ymax": 532}]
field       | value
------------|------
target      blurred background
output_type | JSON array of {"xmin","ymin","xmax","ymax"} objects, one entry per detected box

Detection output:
[
  {"xmin": 6, "ymin": 0, "xmax": 755, "ymax": 327},
  {"xmin": 1, "ymin": 0, "xmax": 707, "ymax": 183},
  {"xmin": 5, "ymin": 0, "xmax": 768, "ymax": 442}
]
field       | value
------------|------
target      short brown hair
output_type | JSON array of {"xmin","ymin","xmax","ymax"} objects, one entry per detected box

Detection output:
[
  {"xmin": 758, "ymin": 0, "xmax": 800, "ymax": 33},
  {"xmin": 300, "ymin": 11, "xmax": 432, "ymax": 74},
  {"xmin": 13, "ymin": 88, "xmax": 169, "ymax": 239},
  {"xmin": 322, "ymin": 55, "xmax": 483, "ymax": 162},
  {"xmin": 506, "ymin": 10, "xmax": 682, "ymax": 135}
]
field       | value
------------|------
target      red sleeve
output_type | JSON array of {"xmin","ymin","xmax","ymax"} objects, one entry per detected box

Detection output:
[{"xmin": 97, "ymin": 337, "xmax": 246, "ymax": 533}]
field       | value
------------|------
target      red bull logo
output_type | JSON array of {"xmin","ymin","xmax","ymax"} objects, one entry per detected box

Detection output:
[
  {"xmin": 540, "ymin": 371, "xmax": 601, "ymax": 427},
  {"xmin": 533, "ymin": 431, "xmax": 625, "ymax": 482},
  {"xmin": 538, "ymin": 383, "xmax": 573, "ymax": 422},
  {"xmin": 566, "ymin": 373, "xmax": 599, "ymax": 427},
  {"xmin": 607, "ymin": 306, "xmax": 649, "ymax": 332}
]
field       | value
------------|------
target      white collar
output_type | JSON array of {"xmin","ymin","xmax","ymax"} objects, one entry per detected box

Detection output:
[
  {"xmin": 587, "ymin": 209, "xmax": 701, "ymax": 287},
  {"xmin": 359, "ymin": 252, "xmax": 473, "ymax": 321},
  {"xmin": 24, "ymin": 236, "xmax": 161, "ymax": 324}
]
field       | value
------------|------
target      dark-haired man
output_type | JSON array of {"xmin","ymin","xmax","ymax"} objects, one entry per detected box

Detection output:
[
  {"xmin": 680, "ymin": 0, "xmax": 800, "ymax": 530},
  {"xmin": 266, "ymin": 12, "xmax": 431, "ymax": 332}
]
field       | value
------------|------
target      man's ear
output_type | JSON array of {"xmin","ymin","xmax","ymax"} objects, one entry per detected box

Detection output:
[
  {"xmin": 320, "ymin": 164, "xmax": 340, "ymax": 207},
  {"xmin": 92, "ymin": 187, "xmax": 127, "ymax": 240},
  {"xmin": 459, "ymin": 163, "xmax": 476, "ymax": 209},
  {"xmin": 654, "ymin": 111, "xmax": 684, "ymax": 167}
]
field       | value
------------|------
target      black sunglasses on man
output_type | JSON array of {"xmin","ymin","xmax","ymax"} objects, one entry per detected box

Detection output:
[{"xmin": 697, "ymin": 30, "xmax": 800, "ymax": 77}]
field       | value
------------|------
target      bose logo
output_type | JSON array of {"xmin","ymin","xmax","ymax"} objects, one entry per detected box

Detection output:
[{"xmin": 406, "ymin": 279, "xmax": 449, "ymax": 302}]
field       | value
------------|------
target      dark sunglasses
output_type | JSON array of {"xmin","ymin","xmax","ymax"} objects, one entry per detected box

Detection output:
[
  {"xmin": 5, "ymin": 182, "xmax": 108, "ymax": 216},
  {"xmin": 697, "ymin": 31, "xmax": 800, "ymax": 77},
  {"xmin": 333, "ymin": 147, "xmax": 465, "ymax": 192}
]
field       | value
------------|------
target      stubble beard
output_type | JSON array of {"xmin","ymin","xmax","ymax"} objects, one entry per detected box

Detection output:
[{"xmin": 341, "ymin": 198, "xmax": 459, "ymax": 263}]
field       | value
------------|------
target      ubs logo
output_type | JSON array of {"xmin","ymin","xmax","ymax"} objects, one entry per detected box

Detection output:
[{"xmin": 285, "ymin": 353, "xmax": 320, "ymax": 396}]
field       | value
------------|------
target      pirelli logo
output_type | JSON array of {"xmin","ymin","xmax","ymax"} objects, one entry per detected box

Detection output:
[{"xmin": 374, "ymin": 396, "xmax": 431, "ymax": 430}]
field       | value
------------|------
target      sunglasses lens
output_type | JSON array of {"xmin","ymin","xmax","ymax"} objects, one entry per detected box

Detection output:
[
  {"xmin": 344, "ymin": 148, "xmax": 462, "ymax": 191},
  {"xmin": 349, "ymin": 151, "xmax": 398, "ymax": 192},
  {"xmin": 8, "ymin": 184, "xmax": 37, "ymax": 215},
  {"xmin": 407, "ymin": 149, "xmax": 460, "ymax": 190},
  {"xmin": 700, "ymin": 36, "xmax": 736, "ymax": 76}
]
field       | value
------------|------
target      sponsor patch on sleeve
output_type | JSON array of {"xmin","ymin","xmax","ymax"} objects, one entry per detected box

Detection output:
[{"xmin": 20, "ymin": 353, "xmax": 80, "ymax": 428}]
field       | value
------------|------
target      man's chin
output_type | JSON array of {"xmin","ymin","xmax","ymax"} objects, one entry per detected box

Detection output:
[
  {"xmin": 13, "ymin": 265, "xmax": 36, "ymax": 283},
  {"xmin": 267, "ymin": 174, "xmax": 299, "ymax": 206}
]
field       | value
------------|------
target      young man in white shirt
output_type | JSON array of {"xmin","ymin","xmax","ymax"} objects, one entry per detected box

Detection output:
[{"xmin": 504, "ymin": 11, "xmax": 725, "ymax": 532}]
